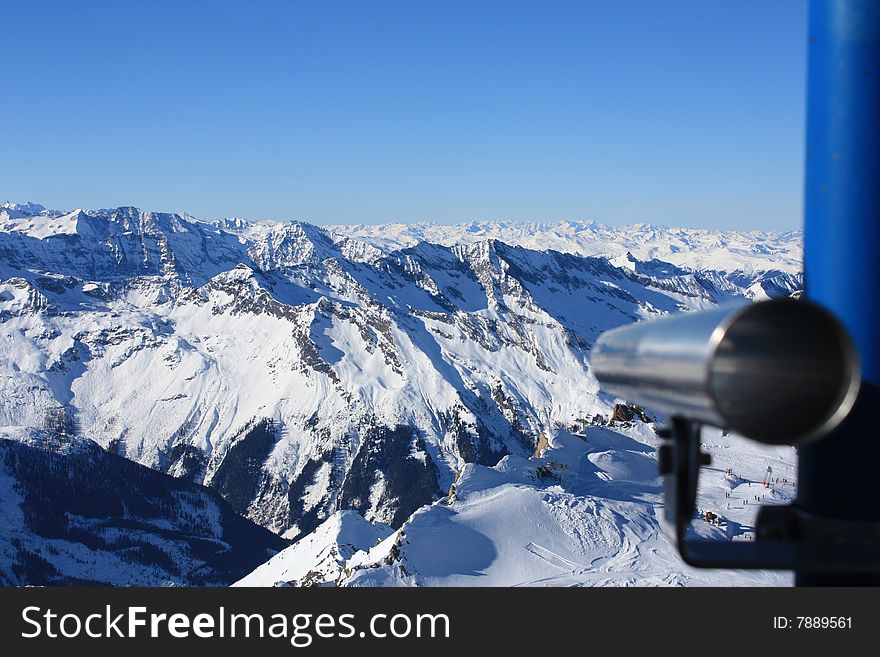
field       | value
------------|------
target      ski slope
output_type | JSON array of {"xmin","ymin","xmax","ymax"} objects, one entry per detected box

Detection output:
[{"xmin": 239, "ymin": 423, "xmax": 795, "ymax": 587}]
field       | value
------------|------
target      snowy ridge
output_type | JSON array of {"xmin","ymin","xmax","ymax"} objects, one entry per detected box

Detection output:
[
  {"xmin": 326, "ymin": 220, "xmax": 802, "ymax": 276},
  {"xmin": 233, "ymin": 510, "xmax": 392, "ymax": 587}
]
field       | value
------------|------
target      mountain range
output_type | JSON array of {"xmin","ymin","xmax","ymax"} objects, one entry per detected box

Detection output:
[{"xmin": 0, "ymin": 201, "xmax": 802, "ymax": 586}]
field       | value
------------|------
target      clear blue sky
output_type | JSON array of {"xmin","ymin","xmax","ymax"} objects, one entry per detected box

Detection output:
[{"xmin": 2, "ymin": 0, "xmax": 807, "ymax": 229}]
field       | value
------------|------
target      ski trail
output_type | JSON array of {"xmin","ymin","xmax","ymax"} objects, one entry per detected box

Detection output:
[{"xmin": 523, "ymin": 542, "xmax": 584, "ymax": 571}]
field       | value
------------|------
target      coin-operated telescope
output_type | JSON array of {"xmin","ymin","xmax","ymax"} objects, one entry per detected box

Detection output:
[{"xmin": 591, "ymin": 298, "xmax": 878, "ymax": 572}]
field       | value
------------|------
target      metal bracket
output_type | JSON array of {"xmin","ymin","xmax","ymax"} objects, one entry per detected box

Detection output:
[{"xmin": 660, "ymin": 417, "xmax": 880, "ymax": 573}]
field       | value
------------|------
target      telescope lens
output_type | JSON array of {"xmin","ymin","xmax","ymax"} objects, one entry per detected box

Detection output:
[{"xmin": 708, "ymin": 299, "xmax": 860, "ymax": 445}]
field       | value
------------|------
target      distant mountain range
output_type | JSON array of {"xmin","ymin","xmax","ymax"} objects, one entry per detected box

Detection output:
[
  {"xmin": 327, "ymin": 219, "xmax": 801, "ymax": 276},
  {"xmin": 0, "ymin": 202, "xmax": 801, "ymax": 585}
]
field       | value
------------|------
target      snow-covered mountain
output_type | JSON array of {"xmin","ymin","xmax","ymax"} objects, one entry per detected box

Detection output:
[
  {"xmin": 1, "ymin": 202, "xmax": 802, "ymax": 585},
  {"xmin": 327, "ymin": 219, "xmax": 802, "ymax": 276},
  {"xmin": 237, "ymin": 424, "xmax": 795, "ymax": 587},
  {"xmin": 234, "ymin": 510, "xmax": 393, "ymax": 587},
  {"xmin": 0, "ymin": 427, "xmax": 287, "ymax": 586}
]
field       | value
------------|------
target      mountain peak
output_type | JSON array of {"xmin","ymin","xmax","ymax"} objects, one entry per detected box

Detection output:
[
  {"xmin": 1, "ymin": 201, "xmax": 49, "ymax": 216},
  {"xmin": 235, "ymin": 510, "xmax": 393, "ymax": 587}
]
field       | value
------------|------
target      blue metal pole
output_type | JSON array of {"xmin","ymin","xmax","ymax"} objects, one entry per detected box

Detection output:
[{"xmin": 799, "ymin": 0, "xmax": 880, "ymax": 585}]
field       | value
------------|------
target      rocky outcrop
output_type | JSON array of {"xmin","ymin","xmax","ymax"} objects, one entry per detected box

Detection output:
[{"xmin": 609, "ymin": 403, "xmax": 652, "ymax": 425}]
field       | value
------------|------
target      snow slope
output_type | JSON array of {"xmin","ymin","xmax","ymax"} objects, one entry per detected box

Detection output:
[
  {"xmin": 240, "ymin": 423, "xmax": 794, "ymax": 587},
  {"xmin": 233, "ymin": 510, "xmax": 392, "ymax": 587}
]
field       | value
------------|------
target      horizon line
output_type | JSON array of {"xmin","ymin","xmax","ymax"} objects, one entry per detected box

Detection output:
[{"xmin": 1, "ymin": 200, "xmax": 803, "ymax": 235}]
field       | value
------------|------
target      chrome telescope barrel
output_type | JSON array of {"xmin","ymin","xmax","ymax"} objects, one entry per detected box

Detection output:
[{"xmin": 590, "ymin": 298, "xmax": 861, "ymax": 445}]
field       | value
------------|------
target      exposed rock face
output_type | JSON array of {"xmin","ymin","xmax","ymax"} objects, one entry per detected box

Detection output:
[
  {"xmin": 205, "ymin": 418, "xmax": 279, "ymax": 515},
  {"xmin": 339, "ymin": 425, "xmax": 441, "ymax": 529},
  {"xmin": 610, "ymin": 404, "xmax": 651, "ymax": 425}
]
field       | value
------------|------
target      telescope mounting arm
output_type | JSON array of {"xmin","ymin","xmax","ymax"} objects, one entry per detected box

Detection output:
[{"xmin": 658, "ymin": 417, "xmax": 880, "ymax": 573}]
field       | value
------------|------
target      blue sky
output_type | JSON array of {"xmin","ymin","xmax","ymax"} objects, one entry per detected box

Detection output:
[{"xmin": 2, "ymin": 1, "xmax": 807, "ymax": 229}]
